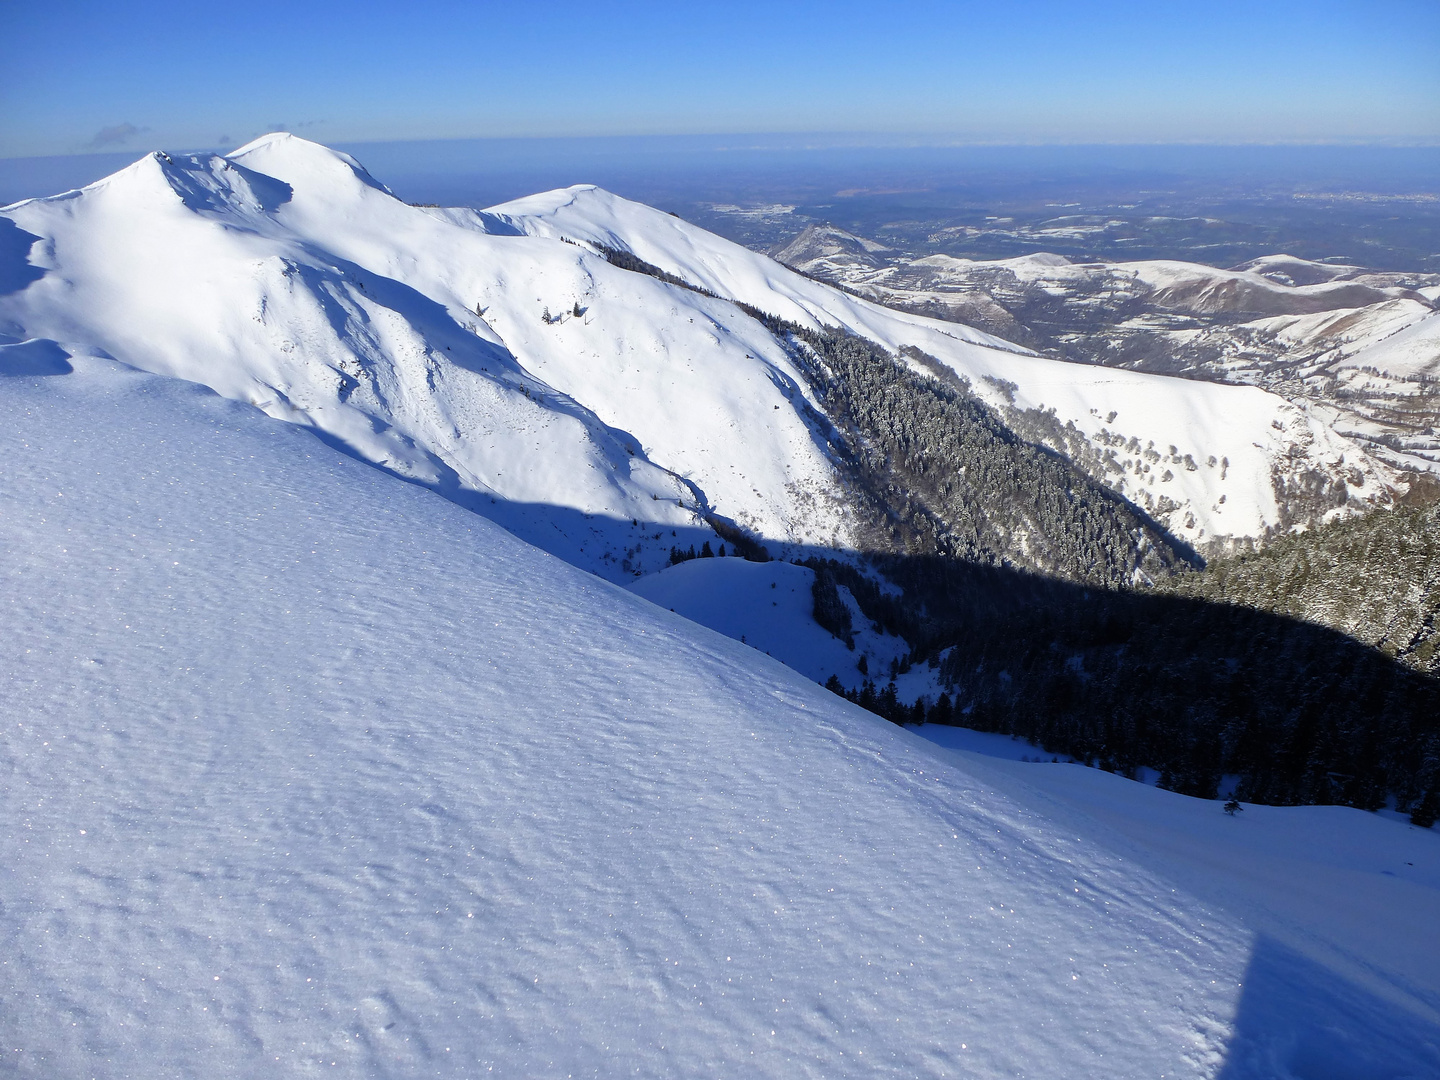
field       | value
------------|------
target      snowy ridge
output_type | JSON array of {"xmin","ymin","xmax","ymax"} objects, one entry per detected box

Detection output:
[
  {"xmin": 487, "ymin": 184, "xmax": 1035, "ymax": 353},
  {"xmin": 1123, "ymin": 259, "xmax": 1421, "ymax": 317},
  {"xmin": 3, "ymin": 355, "xmax": 1437, "ymax": 1077}
]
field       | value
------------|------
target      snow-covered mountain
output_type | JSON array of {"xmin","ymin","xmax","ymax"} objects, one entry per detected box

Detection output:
[
  {"xmin": 4, "ymin": 350, "xmax": 1437, "ymax": 1078},
  {"xmin": 0, "ymin": 135, "xmax": 1406, "ymax": 573},
  {"xmin": 4, "ymin": 138, "xmax": 1438, "ymax": 1074},
  {"xmin": 0, "ymin": 136, "xmax": 851, "ymax": 580}
]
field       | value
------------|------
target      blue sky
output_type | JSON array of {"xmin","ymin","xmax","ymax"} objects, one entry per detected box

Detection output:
[{"xmin": 3, "ymin": 0, "xmax": 1437, "ymax": 158}]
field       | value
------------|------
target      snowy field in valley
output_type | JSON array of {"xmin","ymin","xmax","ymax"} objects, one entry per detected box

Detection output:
[
  {"xmin": 630, "ymin": 558, "xmax": 861, "ymax": 682},
  {"xmin": 3, "ymin": 351, "xmax": 1438, "ymax": 1078}
]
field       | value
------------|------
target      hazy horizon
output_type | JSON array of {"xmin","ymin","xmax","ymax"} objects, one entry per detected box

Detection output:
[{"xmin": 4, "ymin": 134, "xmax": 1439, "ymax": 210}]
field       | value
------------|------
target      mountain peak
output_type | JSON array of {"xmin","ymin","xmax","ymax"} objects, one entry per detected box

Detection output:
[
  {"xmin": 227, "ymin": 131, "xmax": 295, "ymax": 156},
  {"xmin": 227, "ymin": 132, "xmax": 391, "ymax": 197},
  {"xmin": 773, "ymin": 222, "xmax": 891, "ymax": 269},
  {"xmin": 14, "ymin": 149, "xmax": 293, "ymax": 225}
]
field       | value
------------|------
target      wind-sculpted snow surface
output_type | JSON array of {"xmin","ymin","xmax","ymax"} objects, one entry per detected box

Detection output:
[{"xmin": 6, "ymin": 358, "xmax": 1437, "ymax": 1077}]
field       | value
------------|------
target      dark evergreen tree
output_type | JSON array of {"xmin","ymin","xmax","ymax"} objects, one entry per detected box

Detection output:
[
  {"xmin": 810, "ymin": 564, "xmax": 855, "ymax": 647},
  {"xmin": 1412, "ymin": 788, "xmax": 1439, "ymax": 829},
  {"xmin": 930, "ymin": 693, "xmax": 954, "ymax": 726},
  {"xmin": 858, "ymin": 681, "xmax": 877, "ymax": 712},
  {"xmin": 879, "ymin": 681, "xmax": 900, "ymax": 723}
]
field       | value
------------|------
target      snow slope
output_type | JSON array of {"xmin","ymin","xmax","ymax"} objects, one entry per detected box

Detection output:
[
  {"xmin": 489, "ymin": 185, "xmax": 1403, "ymax": 548},
  {"xmin": 1247, "ymin": 297, "xmax": 1435, "ymax": 362},
  {"xmin": 917, "ymin": 728, "xmax": 1440, "ymax": 1072},
  {"xmin": 6, "ymin": 354, "xmax": 1438, "ymax": 1078},
  {"xmin": 1338, "ymin": 309, "xmax": 1440, "ymax": 382}
]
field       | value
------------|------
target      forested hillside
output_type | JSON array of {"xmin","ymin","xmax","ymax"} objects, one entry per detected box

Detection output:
[
  {"xmin": 752, "ymin": 315, "xmax": 1438, "ymax": 822},
  {"xmin": 809, "ymin": 552, "xmax": 1438, "ymax": 821},
  {"xmin": 589, "ymin": 245, "xmax": 1193, "ymax": 585},
  {"xmin": 580, "ymin": 250, "xmax": 1440, "ymax": 821},
  {"xmin": 1158, "ymin": 501, "xmax": 1440, "ymax": 674},
  {"xmin": 745, "ymin": 310, "xmax": 1192, "ymax": 584},
  {"xmin": 767, "ymin": 320, "xmax": 1437, "ymax": 822}
]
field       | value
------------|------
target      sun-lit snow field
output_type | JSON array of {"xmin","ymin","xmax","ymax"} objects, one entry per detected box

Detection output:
[{"xmin": 3, "ymin": 350, "xmax": 1438, "ymax": 1078}]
